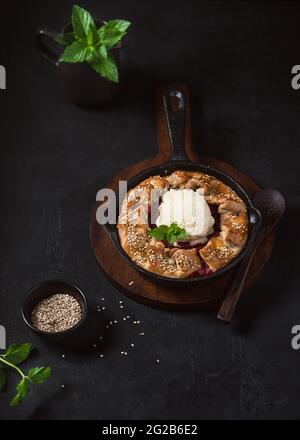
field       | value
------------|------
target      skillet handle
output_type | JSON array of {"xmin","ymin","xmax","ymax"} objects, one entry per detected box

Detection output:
[{"xmin": 163, "ymin": 88, "xmax": 189, "ymax": 161}]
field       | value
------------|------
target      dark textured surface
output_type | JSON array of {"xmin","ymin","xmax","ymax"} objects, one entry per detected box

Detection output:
[{"xmin": 0, "ymin": 0, "xmax": 300, "ymax": 420}]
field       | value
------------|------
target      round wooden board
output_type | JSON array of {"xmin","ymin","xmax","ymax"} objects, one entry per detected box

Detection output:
[{"xmin": 90, "ymin": 84, "xmax": 275, "ymax": 311}]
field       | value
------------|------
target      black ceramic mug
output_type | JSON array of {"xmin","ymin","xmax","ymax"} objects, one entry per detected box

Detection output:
[{"xmin": 35, "ymin": 21, "xmax": 121, "ymax": 107}]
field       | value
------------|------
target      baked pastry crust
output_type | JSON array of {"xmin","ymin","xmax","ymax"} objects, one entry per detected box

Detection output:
[{"xmin": 117, "ymin": 170, "xmax": 249, "ymax": 278}]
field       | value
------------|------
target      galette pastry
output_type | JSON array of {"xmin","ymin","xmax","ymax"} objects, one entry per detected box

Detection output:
[{"xmin": 117, "ymin": 170, "xmax": 249, "ymax": 279}]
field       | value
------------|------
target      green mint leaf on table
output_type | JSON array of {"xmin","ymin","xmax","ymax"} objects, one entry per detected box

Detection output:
[
  {"xmin": 148, "ymin": 223, "xmax": 188, "ymax": 244},
  {"xmin": 98, "ymin": 19, "xmax": 131, "ymax": 49},
  {"xmin": 28, "ymin": 366, "xmax": 51, "ymax": 384},
  {"xmin": 0, "ymin": 342, "xmax": 52, "ymax": 406},
  {"xmin": 0, "ymin": 366, "xmax": 6, "ymax": 388},
  {"xmin": 10, "ymin": 378, "xmax": 30, "ymax": 407},
  {"xmin": 59, "ymin": 40, "xmax": 93, "ymax": 63},
  {"xmin": 91, "ymin": 55, "xmax": 118, "ymax": 83},
  {"xmin": 4, "ymin": 342, "xmax": 31, "ymax": 365},
  {"xmin": 55, "ymin": 32, "xmax": 75, "ymax": 46},
  {"xmin": 72, "ymin": 4, "xmax": 97, "ymax": 41}
]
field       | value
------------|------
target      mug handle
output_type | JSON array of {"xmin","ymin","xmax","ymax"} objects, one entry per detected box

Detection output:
[{"xmin": 35, "ymin": 26, "xmax": 60, "ymax": 66}]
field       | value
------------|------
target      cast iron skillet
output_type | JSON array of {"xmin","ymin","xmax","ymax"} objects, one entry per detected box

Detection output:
[{"xmin": 104, "ymin": 88, "xmax": 262, "ymax": 287}]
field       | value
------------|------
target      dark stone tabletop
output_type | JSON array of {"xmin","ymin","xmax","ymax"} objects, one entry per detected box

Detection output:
[{"xmin": 0, "ymin": 0, "xmax": 299, "ymax": 420}]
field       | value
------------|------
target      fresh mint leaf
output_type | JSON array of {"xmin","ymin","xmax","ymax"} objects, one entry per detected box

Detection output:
[
  {"xmin": 55, "ymin": 32, "xmax": 75, "ymax": 46},
  {"xmin": 0, "ymin": 341, "xmax": 52, "ymax": 407},
  {"xmin": 28, "ymin": 366, "xmax": 51, "ymax": 384},
  {"xmin": 98, "ymin": 19, "xmax": 131, "ymax": 49},
  {"xmin": 54, "ymin": 7, "xmax": 131, "ymax": 82},
  {"xmin": 167, "ymin": 223, "xmax": 188, "ymax": 243},
  {"xmin": 10, "ymin": 378, "xmax": 30, "ymax": 406},
  {"xmin": 0, "ymin": 367, "xmax": 6, "ymax": 388},
  {"xmin": 177, "ymin": 232, "xmax": 188, "ymax": 240},
  {"xmin": 97, "ymin": 44, "xmax": 108, "ymax": 59},
  {"xmin": 148, "ymin": 223, "xmax": 188, "ymax": 244},
  {"xmin": 59, "ymin": 40, "xmax": 93, "ymax": 63},
  {"xmin": 87, "ymin": 28, "xmax": 94, "ymax": 46},
  {"xmin": 4, "ymin": 343, "xmax": 31, "ymax": 365},
  {"xmin": 91, "ymin": 55, "xmax": 118, "ymax": 82},
  {"xmin": 87, "ymin": 25, "xmax": 99, "ymax": 47},
  {"xmin": 148, "ymin": 225, "xmax": 169, "ymax": 241},
  {"xmin": 72, "ymin": 4, "xmax": 97, "ymax": 41}
]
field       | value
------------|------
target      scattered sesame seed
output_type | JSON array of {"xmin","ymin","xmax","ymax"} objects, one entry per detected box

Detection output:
[
  {"xmin": 120, "ymin": 305, "xmax": 124, "ymax": 309},
  {"xmin": 128, "ymin": 281, "xmax": 134, "ymax": 286},
  {"xmin": 114, "ymin": 320, "xmax": 118, "ymax": 323},
  {"xmin": 136, "ymin": 321, "xmax": 140, "ymax": 324},
  {"xmin": 99, "ymin": 336, "xmax": 103, "ymax": 340},
  {"xmin": 123, "ymin": 317, "xmax": 126, "ymax": 321},
  {"xmin": 124, "ymin": 352, "xmax": 127, "ymax": 355},
  {"xmin": 61, "ymin": 354, "xmax": 65, "ymax": 358},
  {"xmin": 131, "ymin": 343, "xmax": 135, "ymax": 347},
  {"xmin": 121, "ymin": 351, "xmax": 124, "ymax": 354},
  {"xmin": 102, "ymin": 306, "xmax": 106, "ymax": 310},
  {"xmin": 101, "ymin": 298, "xmax": 105, "ymax": 301},
  {"xmin": 61, "ymin": 384, "xmax": 65, "ymax": 389},
  {"xmin": 156, "ymin": 359, "xmax": 160, "ymax": 363},
  {"xmin": 109, "ymin": 321, "xmax": 113, "ymax": 325},
  {"xmin": 93, "ymin": 344, "xmax": 97, "ymax": 347},
  {"xmin": 140, "ymin": 332, "xmax": 144, "ymax": 336},
  {"xmin": 126, "ymin": 316, "xmax": 130, "ymax": 319},
  {"xmin": 100, "ymin": 354, "xmax": 104, "ymax": 358},
  {"xmin": 119, "ymin": 300, "xmax": 123, "ymax": 304}
]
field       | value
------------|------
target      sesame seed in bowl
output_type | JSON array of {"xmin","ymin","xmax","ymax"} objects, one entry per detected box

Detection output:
[
  {"xmin": 22, "ymin": 280, "xmax": 88, "ymax": 337},
  {"xmin": 31, "ymin": 293, "xmax": 82, "ymax": 333}
]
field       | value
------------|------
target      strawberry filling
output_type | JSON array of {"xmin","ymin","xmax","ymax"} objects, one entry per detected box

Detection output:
[
  {"xmin": 148, "ymin": 202, "xmax": 220, "ymax": 278},
  {"xmin": 187, "ymin": 263, "xmax": 214, "ymax": 278}
]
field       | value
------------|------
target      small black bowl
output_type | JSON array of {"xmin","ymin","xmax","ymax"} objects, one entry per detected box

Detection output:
[{"xmin": 22, "ymin": 280, "xmax": 88, "ymax": 337}]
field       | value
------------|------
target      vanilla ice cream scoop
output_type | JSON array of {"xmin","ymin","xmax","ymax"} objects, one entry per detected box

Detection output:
[{"xmin": 156, "ymin": 189, "xmax": 215, "ymax": 241}]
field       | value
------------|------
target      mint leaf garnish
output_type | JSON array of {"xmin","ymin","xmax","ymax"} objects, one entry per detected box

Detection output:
[
  {"xmin": 148, "ymin": 223, "xmax": 188, "ymax": 244},
  {"xmin": 147, "ymin": 225, "xmax": 169, "ymax": 241}
]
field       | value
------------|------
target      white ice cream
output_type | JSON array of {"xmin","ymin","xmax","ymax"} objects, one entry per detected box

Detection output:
[{"xmin": 156, "ymin": 189, "xmax": 215, "ymax": 241}]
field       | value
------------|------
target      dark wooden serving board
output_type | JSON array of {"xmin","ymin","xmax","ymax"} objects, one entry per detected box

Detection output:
[{"xmin": 90, "ymin": 84, "xmax": 275, "ymax": 311}]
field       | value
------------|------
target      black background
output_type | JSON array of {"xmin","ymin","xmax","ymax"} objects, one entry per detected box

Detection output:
[{"xmin": 0, "ymin": 0, "xmax": 300, "ymax": 420}]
